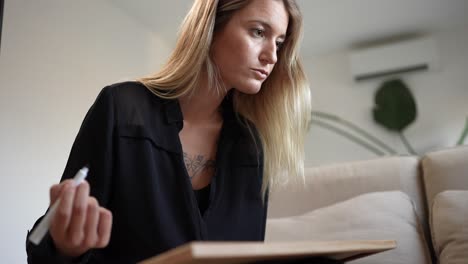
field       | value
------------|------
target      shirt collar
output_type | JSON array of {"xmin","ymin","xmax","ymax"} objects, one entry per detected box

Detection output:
[{"xmin": 163, "ymin": 99, "xmax": 183, "ymax": 131}]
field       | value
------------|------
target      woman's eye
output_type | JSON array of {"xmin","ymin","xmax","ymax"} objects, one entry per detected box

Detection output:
[
  {"xmin": 252, "ymin": 28, "xmax": 265, "ymax": 38},
  {"xmin": 276, "ymin": 41, "xmax": 284, "ymax": 50}
]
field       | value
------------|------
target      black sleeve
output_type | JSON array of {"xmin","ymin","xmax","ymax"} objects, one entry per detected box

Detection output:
[{"xmin": 26, "ymin": 86, "xmax": 116, "ymax": 263}]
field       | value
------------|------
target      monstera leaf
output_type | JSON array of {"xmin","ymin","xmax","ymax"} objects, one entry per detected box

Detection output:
[{"xmin": 373, "ymin": 79, "xmax": 417, "ymax": 132}]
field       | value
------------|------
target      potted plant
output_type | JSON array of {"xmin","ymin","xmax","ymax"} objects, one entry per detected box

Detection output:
[{"xmin": 311, "ymin": 78, "xmax": 467, "ymax": 156}]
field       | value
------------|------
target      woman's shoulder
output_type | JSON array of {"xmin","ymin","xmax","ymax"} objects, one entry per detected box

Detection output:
[
  {"xmin": 102, "ymin": 81, "xmax": 155, "ymax": 100},
  {"xmin": 97, "ymin": 81, "xmax": 166, "ymax": 108},
  {"xmin": 92, "ymin": 81, "xmax": 170, "ymax": 125}
]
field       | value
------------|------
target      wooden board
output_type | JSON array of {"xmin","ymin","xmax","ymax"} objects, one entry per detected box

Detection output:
[{"xmin": 138, "ymin": 240, "xmax": 397, "ymax": 264}]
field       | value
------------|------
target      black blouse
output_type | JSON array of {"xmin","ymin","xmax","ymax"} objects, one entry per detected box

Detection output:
[
  {"xmin": 26, "ymin": 81, "xmax": 267, "ymax": 263},
  {"xmin": 194, "ymin": 184, "xmax": 211, "ymax": 215}
]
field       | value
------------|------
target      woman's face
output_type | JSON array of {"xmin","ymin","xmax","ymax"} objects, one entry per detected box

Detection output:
[{"xmin": 211, "ymin": 0, "xmax": 289, "ymax": 94}]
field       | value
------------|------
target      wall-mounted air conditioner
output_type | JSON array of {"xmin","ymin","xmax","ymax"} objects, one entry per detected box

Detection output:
[{"xmin": 349, "ymin": 37, "xmax": 439, "ymax": 81}]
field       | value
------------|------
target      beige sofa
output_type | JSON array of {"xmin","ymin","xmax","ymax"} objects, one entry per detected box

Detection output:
[{"xmin": 266, "ymin": 145, "xmax": 468, "ymax": 264}]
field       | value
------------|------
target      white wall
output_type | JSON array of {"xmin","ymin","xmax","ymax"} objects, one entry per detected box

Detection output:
[
  {"xmin": 304, "ymin": 27, "xmax": 468, "ymax": 167},
  {"xmin": 0, "ymin": 0, "xmax": 169, "ymax": 262}
]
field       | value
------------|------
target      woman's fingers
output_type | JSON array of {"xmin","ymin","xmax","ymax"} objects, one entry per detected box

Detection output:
[
  {"xmin": 48, "ymin": 180, "xmax": 113, "ymax": 257},
  {"xmin": 54, "ymin": 181, "xmax": 76, "ymax": 235},
  {"xmin": 67, "ymin": 181, "xmax": 90, "ymax": 246},
  {"xmin": 82, "ymin": 197, "xmax": 100, "ymax": 248},
  {"xmin": 49, "ymin": 184, "xmax": 61, "ymax": 205},
  {"xmin": 96, "ymin": 208, "xmax": 113, "ymax": 248},
  {"xmin": 49, "ymin": 179, "xmax": 74, "ymax": 205}
]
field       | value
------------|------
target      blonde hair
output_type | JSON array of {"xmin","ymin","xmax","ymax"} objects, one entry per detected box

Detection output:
[{"xmin": 138, "ymin": 0, "xmax": 311, "ymax": 196}]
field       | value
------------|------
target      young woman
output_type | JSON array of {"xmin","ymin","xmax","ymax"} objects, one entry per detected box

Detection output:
[{"xmin": 26, "ymin": 0, "xmax": 317, "ymax": 263}]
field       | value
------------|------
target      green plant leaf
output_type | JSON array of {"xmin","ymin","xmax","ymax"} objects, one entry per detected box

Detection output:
[
  {"xmin": 312, "ymin": 111, "xmax": 398, "ymax": 154},
  {"xmin": 456, "ymin": 117, "xmax": 468, "ymax": 145},
  {"xmin": 373, "ymin": 79, "xmax": 417, "ymax": 132}
]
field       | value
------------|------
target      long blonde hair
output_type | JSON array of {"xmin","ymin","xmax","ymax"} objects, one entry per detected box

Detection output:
[{"xmin": 138, "ymin": 0, "xmax": 311, "ymax": 196}]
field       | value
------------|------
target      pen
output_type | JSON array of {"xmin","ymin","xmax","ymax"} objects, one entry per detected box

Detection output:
[{"xmin": 28, "ymin": 166, "xmax": 89, "ymax": 245}]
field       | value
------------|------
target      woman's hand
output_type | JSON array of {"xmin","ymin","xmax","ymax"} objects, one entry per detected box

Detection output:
[{"xmin": 48, "ymin": 179, "xmax": 113, "ymax": 257}]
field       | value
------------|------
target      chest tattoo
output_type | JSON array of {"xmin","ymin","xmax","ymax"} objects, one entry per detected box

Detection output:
[{"xmin": 183, "ymin": 152, "xmax": 216, "ymax": 179}]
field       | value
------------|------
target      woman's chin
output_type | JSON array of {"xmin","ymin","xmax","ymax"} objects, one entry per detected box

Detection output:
[{"xmin": 235, "ymin": 82, "xmax": 263, "ymax": 95}]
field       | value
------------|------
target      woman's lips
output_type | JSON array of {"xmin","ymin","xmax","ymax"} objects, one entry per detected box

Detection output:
[{"xmin": 251, "ymin": 69, "xmax": 268, "ymax": 80}]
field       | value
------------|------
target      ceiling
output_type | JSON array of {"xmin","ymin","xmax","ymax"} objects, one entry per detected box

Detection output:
[{"xmin": 111, "ymin": 0, "xmax": 468, "ymax": 58}]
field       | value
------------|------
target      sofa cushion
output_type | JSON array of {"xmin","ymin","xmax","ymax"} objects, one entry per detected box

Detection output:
[
  {"xmin": 269, "ymin": 157, "xmax": 425, "ymax": 219},
  {"xmin": 430, "ymin": 190, "xmax": 468, "ymax": 264},
  {"xmin": 266, "ymin": 191, "xmax": 431, "ymax": 264}
]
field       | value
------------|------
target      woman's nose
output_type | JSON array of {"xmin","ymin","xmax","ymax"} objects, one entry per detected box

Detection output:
[{"xmin": 259, "ymin": 41, "xmax": 278, "ymax": 65}]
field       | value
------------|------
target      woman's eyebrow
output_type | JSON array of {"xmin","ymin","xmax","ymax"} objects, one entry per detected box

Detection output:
[{"xmin": 247, "ymin": 19, "xmax": 286, "ymax": 39}]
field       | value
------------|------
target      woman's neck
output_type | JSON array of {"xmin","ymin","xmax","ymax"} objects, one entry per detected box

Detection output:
[{"xmin": 178, "ymin": 79, "xmax": 229, "ymax": 125}]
